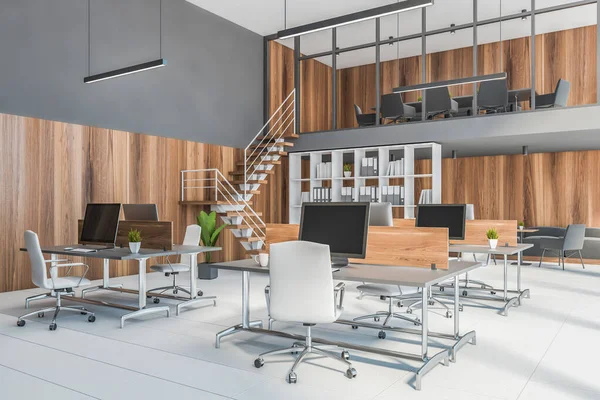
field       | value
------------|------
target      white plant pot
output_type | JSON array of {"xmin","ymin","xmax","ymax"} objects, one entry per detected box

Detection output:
[
  {"xmin": 129, "ymin": 242, "xmax": 141, "ymax": 253},
  {"xmin": 488, "ymin": 239, "xmax": 498, "ymax": 249},
  {"xmin": 519, "ymin": 226, "xmax": 524, "ymax": 231},
  {"xmin": 344, "ymin": 171, "xmax": 352, "ymax": 178}
]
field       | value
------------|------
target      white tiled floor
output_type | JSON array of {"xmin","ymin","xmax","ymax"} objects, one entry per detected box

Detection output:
[{"xmin": 0, "ymin": 258, "xmax": 598, "ymax": 399}]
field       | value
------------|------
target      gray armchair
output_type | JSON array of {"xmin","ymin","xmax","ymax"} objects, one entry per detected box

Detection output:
[
  {"xmin": 354, "ymin": 104, "xmax": 378, "ymax": 127},
  {"xmin": 535, "ymin": 79, "xmax": 570, "ymax": 109},
  {"xmin": 425, "ymin": 87, "xmax": 458, "ymax": 119},
  {"xmin": 539, "ymin": 224, "xmax": 586, "ymax": 270},
  {"xmin": 380, "ymin": 94, "xmax": 416, "ymax": 123},
  {"xmin": 477, "ymin": 80, "xmax": 509, "ymax": 114}
]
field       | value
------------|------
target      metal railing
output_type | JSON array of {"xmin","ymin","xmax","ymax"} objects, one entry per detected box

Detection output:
[
  {"xmin": 244, "ymin": 89, "xmax": 295, "ymax": 196},
  {"xmin": 181, "ymin": 169, "xmax": 266, "ymax": 240}
]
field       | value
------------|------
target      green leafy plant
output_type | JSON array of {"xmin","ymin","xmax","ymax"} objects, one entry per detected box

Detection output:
[
  {"xmin": 486, "ymin": 228, "xmax": 499, "ymax": 240},
  {"xmin": 417, "ymin": 96, "xmax": 423, "ymax": 102},
  {"xmin": 343, "ymin": 163, "xmax": 352, "ymax": 172},
  {"xmin": 518, "ymin": 221, "xmax": 525, "ymax": 227},
  {"xmin": 128, "ymin": 229, "xmax": 142, "ymax": 243},
  {"xmin": 197, "ymin": 211, "xmax": 228, "ymax": 263}
]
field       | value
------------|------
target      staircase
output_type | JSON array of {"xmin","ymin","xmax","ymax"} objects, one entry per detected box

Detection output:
[{"xmin": 179, "ymin": 90, "xmax": 297, "ymax": 256}]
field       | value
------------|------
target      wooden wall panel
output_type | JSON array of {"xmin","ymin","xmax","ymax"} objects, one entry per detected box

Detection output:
[
  {"xmin": 420, "ymin": 150, "xmax": 600, "ymax": 228},
  {"xmin": 0, "ymin": 112, "xmax": 256, "ymax": 293}
]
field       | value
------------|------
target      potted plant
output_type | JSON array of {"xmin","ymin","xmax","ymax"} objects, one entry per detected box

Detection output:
[
  {"xmin": 343, "ymin": 163, "xmax": 352, "ymax": 178},
  {"xmin": 128, "ymin": 229, "xmax": 142, "ymax": 253},
  {"xmin": 518, "ymin": 221, "xmax": 525, "ymax": 231},
  {"xmin": 486, "ymin": 227, "xmax": 499, "ymax": 249},
  {"xmin": 197, "ymin": 211, "xmax": 228, "ymax": 280}
]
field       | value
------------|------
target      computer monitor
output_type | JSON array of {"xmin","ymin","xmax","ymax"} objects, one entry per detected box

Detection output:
[
  {"xmin": 416, "ymin": 204, "xmax": 466, "ymax": 240},
  {"xmin": 80, "ymin": 203, "xmax": 122, "ymax": 246},
  {"xmin": 369, "ymin": 202, "xmax": 393, "ymax": 227},
  {"xmin": 299, "ymin": 202, "xmax": 370, "ymax": 267},
  {"xmin": 123, "ymin": 204, "xmax": 159, "ymax": 221}
]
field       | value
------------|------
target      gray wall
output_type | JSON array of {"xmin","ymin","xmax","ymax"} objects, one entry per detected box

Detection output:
[{"xmin": 0, "ymin": 0, "xmax": 263, "ymax": 148}]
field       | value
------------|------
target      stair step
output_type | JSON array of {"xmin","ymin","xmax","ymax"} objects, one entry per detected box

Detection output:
[
  {"xmin": 230, "ymin": 179, "xmax": 268, "ymax": 185},
  {"xmin": 224, "ymin": 211, "xmax": 263, "ymax": 217},
  {"xmin": 226, "ymin": 224, "xmax": 267, "ymax": 230},
  {"xmin": 229, "ymin": 170, "xmax": 275, "ymax": 176},
  {"xmin": 237, "ymin": 160, "xmax": 281, "ymax": 166},
  {"xmin": 237, "ymin": 237, "xmax": 266, "ymax": 243},
  {"xmin": 255, "ymin": 134, "xmax": 299, "ymax": 141},
  {"xmin": 250, "ymin": 142, "xmax": 294, "ymax": 149},
  {"xmin": 247, "ymin": 151, "xmax": 288, "ymax": 159},
  {"xmin": 179, "ymin": 200, "xmax": 253, "ymax": 206}
]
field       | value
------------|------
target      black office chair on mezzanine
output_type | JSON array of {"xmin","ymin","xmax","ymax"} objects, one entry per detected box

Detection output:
[
  {"xmin": 380, "ymin": 93, "xmax": 416, "ymax": 123},
  {"xmin": 477, "ymin": 80, "xmax": 509, "ymax": 114},
  {"xmin": 425, "ymin": 87, "xmax": 458, "ymax": 119},
  {"xmin": 535, "ymin": 79, "xmax": 571, "ymax": 109},
  {"xmin": 354, "ymin": 104, "xmax": 378, "ymax": 127}
]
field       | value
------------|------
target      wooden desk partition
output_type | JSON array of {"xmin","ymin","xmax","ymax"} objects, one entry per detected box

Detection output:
[
  {"xmin": 78, "ymin": 220, "xmax": 173, "ymax": 250},
  {"xmin": 266, "ymin": 224, "xmax": 449, "ymax": 270},
  {"xmin": 393, "ymin": 219, "xmax": 518, "ymax": 246}
]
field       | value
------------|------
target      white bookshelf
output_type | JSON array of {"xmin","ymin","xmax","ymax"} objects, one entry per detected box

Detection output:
[{"xmin": 288, "ymin": 143, "xmax": 442, "ymax": 224}]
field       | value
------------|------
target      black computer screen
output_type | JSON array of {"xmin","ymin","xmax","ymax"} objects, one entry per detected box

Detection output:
[
  {"xmin": 80, "ymin": 204, "xmax": 122, "ymax": 244},
  {"xmin": 416, "ymin": 204, "xmax": 466, "ymax": 240},
  {"xmin": 299, "ymin": 203, "xmax": 370, "ymax": 258}
]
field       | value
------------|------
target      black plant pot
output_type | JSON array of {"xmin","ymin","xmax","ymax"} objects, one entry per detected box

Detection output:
[{"xmin": 198, "ymin": 262, "xmax": 218, "ymax": 280}]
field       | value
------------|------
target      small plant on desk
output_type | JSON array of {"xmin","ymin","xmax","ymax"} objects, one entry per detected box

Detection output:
[
  {"xmin": 343, "ymin": 163, "xmax": 353, "ymax": 178},
  {"xmin": 128, "ymin": 229, "xmax": 142, "ymax": 253},
  {"xmin": 486, "ymin": 227, "xmax": 499, "ymax": 249},
  {"xmin": 518, "ymin": 221, "xmax": 525, "ymax": 230}
]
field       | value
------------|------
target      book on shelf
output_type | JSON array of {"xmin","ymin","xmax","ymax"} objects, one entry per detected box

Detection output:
[
  {"xmin": 386, "ymin": 159, "xmax": 404, "ymax": 176},
  {"xmin": 380, "ymin": 185, "xmax": 404, "ymax": 205},
  {"xmin": 341, "ymin": 187, "xmax": 355, "ymax": 202},
  {"xmin": 418, "ymin": 189, "xmax": 433, "ymax": 204},
  {"xmin": 312, "ymin": 187, "xmax": 333, "ymax": 203},
  {"xmin": 315, "ymin": 162, "xmax": 332, "ymax": 179}
]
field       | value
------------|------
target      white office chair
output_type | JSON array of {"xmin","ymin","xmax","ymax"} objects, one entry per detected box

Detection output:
[
  {"xmin": 255, "ymin": 241, "xmax": 356, "ymax": 384},
  {"xmin": 18, "ymin": 231, "xmax": 96, "ymax": 331},
  {"xmin": 353, "ymin": 203, "xmax": 421, "ymax": 339},
  {"xmin": 148, "ymin": 224, "xmax": 216, "ymax": 307}
]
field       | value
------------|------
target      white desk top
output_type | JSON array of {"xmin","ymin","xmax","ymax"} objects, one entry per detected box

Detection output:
[
  {"xmin": 449, "ymin": 243, "xmax": 533, "ymax": 255},
  {"xmin": 211, "ymin": 259, "xmax": 481, "ymax": 288}
]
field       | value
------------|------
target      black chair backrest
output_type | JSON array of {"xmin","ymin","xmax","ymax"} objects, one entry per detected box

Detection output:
[
  {"xmin": 380, "ymin": 94, "xmax": 405, "ymax": 118},
  {"xmin": 478, "ymin": 79, "xmax": 508, "ymax": 108},
  {"xmin": 425, "ymin": 87, "xmax": 452, "ymax": 114},
  {"xmin": 553, "ymin": 79, "xmax": 570, "ymax": 107},
  {"xmin": 354, "ymin": 104, "xmax": 363, "ymax": 117}
]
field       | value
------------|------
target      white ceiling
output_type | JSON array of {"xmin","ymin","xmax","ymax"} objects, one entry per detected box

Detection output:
[{"xmin": 187, "ymin": 0, "xmax": 596, "ymax": 69}]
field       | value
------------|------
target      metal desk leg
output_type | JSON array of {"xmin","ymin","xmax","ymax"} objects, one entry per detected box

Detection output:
[
  {"xmin": 120, "ymin": 258, "xmax": 170, "ymax": 328},
  {"xmin": 517, "ymin": 251, "xmax": 531, "ymax": 302},
  {"xmin": 415, "ymin": 285, "xmax": 449, "ymax": 390},
  {"xmin": 82, "ymin": 259, "xmax": 123, "ymax": 298},
  {"xmin": 450, "ymin": 274, "xmax": 477, "ymax": 362},
  {"xmin": 215, "ymin": 270, "xmax": 263, "ymax": 348},
  {"xmin": 500, "ymin": 255, "xmax": 520, "ymax": 317},
  {"xmin": 176, "ymin": 252, "xmax": 216, "ymax": 316}
]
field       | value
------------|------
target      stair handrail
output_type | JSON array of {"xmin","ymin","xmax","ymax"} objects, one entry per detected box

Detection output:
[{"xmin": 243, "ymin": 89, "xmax": 295, "ymax": 197}]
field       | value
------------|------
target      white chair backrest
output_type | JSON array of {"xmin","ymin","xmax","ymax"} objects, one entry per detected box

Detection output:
[
  {"xmin": 180, "ymin": 224, "xmax": 201, "ymax": 266},
  {"xmin": 369, "ymin": 202, "xmax": 393, "ymax": 226},
  {"xmin": 24, "ymin": 230, "xmax": 51, "ymax": 289},
  {"xmin": 269, "ymin": 241, "xmax": 336, "ymax": 324}
]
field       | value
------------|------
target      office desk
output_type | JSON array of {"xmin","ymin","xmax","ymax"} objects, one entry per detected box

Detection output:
[
  {"xmin": 211, "ymin": 259, "xmax": 480, "ymax": 390},
  {"xmin": 20, "ymin": 245, "xmax": 221, "ymax": 327},
  {"xmin": 446, "ymin": 243, "xmax": 533, "ymax": 316}
]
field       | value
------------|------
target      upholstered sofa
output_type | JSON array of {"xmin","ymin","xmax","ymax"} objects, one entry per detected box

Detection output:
[{"xmin": 522, "ymin": 227, "xmax": 600, "ymax": 259}]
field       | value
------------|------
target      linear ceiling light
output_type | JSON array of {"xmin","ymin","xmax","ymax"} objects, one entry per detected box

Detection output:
[
  {"xmin": 84, "ymin": 59, "xmax": 166, "ymax": 83},
  {"xmin": 276, "ymin": 0, "xmax": 433, "ymax": 40},
  {"xmin": 393, "ymin": 72, "xmax": 506, "ymax": 93}
]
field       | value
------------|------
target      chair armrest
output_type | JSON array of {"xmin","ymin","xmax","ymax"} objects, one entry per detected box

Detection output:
[
  {"xmin": 334, "ymin": 282, "xmax": 346, "ymax": 310},
  {"xmin": 48, "ymin": 263, "xmax": 89, "ymax": 289},
  {"xmin": 45, "ymin": 259, "xmax": 69, "ymax": 263},
  {"xmin": 535, "ymin": 93, "xmax": 555, "ymax": 107}
]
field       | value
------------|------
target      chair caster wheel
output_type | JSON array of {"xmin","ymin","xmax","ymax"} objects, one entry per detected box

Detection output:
[
  {"xmin": 490, "ymin": 291, "xmax": 496, "ymax": 295},
  {"xmin": 17, "ymin": 320, "xmax": 25, "ymax": 327},
  {"xmin": 147, "ymin": 295, "xmax": 153, "ymax": 299},
  {"xmin": 254, "ymin": 358, "xmax": 264, "ymax": 368},
  {"xmin": 341, "ymin": 350, "xmax": 350, "ymax": 361},
  {"xmin": 351, "ymin": 325, "xmax": 358, "ymax": 330},
  {"xmin": 439, "ymin": 287, "xmax": 445, "ymax": 292},
  {"xmin": 88, "ymin": 315, "xmax": 96, "ymax": 323},
  {"xmin": 459, "ymin": 305, "xmax": 464, "ymax": 312},
  {"xmin": 407, "ymin": 309, "xmax": 412, "ymax": 314},
  {"xmin": 81, "ymin": 311, "xmax": 87, "ymax": 315},
  {"xmin": 173, "ymin": 289, "xmax": 178, "ymax": 295},
  {"xmin": 374, "ymin": 317, "xmax": 380, "ymax": 322},
  {"xmin": 428, "ymin": 300, "xmax": 435, "ymax": 306},
  {"xmin": 446, "ymin": 311, "xmax": 452, "ymax": 318},
  {"xmin": 378, "ymin": 331, "xmax": 386, "ymax": 339},
  {"xmin": 153, "ymin": 298, "xmax": 160, "ymax": 304},
  {"xmin": 397, "ymin": 302, "xmax": 403, "ymax": 307},
  {"xmin": 37, "ymin": 312, "xmax": 44, "ymax": 318},
  {"xmin": 197, "ymin": 291, "xmax": 203, "ymax": 297},
  {"xmin": 49, "ymin": 323, "xmax": 57, "ymax": 331},
  {"xmin": 346, "ymin": 368, "xmax": 357, "ymax": 379},
  {"xmin": 462, "ymin": 291, "xmax": 468, "ymax": 296},
  {"xmin": 287, "ymin": 372, "xmax": 297, "ymax": 384}
]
